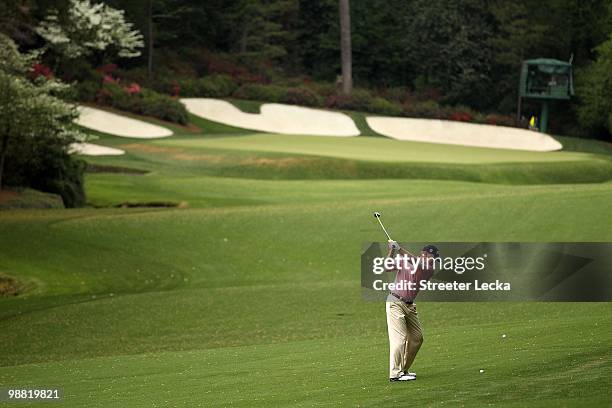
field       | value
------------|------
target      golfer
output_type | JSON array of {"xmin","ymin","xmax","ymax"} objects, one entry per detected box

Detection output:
[{"xmin": 384, "ymin": 241, "xmax": 438, "ymax": 382}]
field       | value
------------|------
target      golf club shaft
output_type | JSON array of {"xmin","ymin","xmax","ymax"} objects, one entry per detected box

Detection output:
[{"xmin": 376, "ymin": 217, "xmax": 392, "ymax": 241}]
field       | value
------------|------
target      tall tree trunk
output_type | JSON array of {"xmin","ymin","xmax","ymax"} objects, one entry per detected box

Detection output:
[
  {"xmin": 0, "ymin": 132, "xmax": 10, "ymax": 190},
  {"xmin": 339, "ymin": 0, "xmax": 352, "ymax": 95},
  {"xmin": 147, "ymin": 0, "xmax": 154, "ymax": 77},
  {"xmin": 240, "ymin": 27, "xmax": 248, "ymax": 54}
]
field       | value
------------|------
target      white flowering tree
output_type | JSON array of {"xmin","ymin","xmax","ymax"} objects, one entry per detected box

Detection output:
[
  {"xmin": 36, "ymin": 0, "xmax": 144, "ymax": 61},
  {"xmin": 0, "ymin": 34, "xmax": 86, "ymax": 191}
]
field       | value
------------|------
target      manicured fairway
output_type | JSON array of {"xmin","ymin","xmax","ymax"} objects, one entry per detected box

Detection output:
[
  {"xmin": 2, "ymin": 303, "xmax": 610, "ymax": 407},
  {"xmin": 1, "ymin": 109, "xmax": 611, "ymax": 407}
]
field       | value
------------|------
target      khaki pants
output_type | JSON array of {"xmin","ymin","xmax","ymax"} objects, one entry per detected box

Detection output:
[{"xmin": 385, "ymin": 299, "xmax": 424, "ymax": 378}]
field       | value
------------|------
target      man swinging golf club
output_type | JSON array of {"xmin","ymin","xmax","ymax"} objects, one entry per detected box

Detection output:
[{"xmin": 373, "ymin": 212, "xmax": 439, "ymax": 382}]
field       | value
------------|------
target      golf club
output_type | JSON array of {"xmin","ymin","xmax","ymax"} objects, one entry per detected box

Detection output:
[{"xmin": 373, "ymin": 211, "xmax": 393, "ymax": 241}]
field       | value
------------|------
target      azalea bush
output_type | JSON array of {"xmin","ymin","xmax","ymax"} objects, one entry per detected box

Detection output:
[
  {"xmin": 99, "ymin": 66, "xmax": 522, "ymax": 128},
  {"xmin": 447, "ymin": 108, "xmax": 474, "ymax": 122},
  {"xmin": 96, "ymin": 81, "xmax": 188, "ymax": 124},
  {"xmin": 231, "ymin": 84, "xmax": 323, "ymax": 107},
  {"xmin": 29, "ymin": 63, "xmax": 53, "ymax": 80},
  {"xmin": 282, "ymin": 87, "xmax": 322, "ymax": 107},
  {"xmin": 325, "ymin": 89, "xmax": 373, "ymax": 111},
  {"xmin": 403, "ymin": 100, "xmax": 444, "ymax": 119},
  {"xmin": 485, "ymin": 114, "xmax": 516, "ymax": 127}
]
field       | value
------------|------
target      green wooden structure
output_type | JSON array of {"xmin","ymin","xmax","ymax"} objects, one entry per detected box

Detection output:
[{"xmin": 517, "ymin": 58, "xmax": 574, "ymax": 133}]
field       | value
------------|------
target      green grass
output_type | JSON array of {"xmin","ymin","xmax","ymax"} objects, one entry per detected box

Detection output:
[
  {"xmin": 3, "ymin": 303, "xmax": 610, "ymax": 407},
  {"xmin": 187, "ymin": 113, "xmax": 253, "ymax": 135},
  {"xmin": 158, "ymin": 133, "xmax": 599, "ymax": 164},
  {"xmin": 0, "ymin": 188, "xmax": 65, "ymax": 210},
  {"xmin": 1, "ymin": 108, "xmax": 611, "ymax": 407},
  {"xmin": 79, "ymin": 133, "xmax": 612, "ymax": 198},
  {"xmin": 1, "ymin": 184, "xmax": 611, "ymax": 406},
  {"xmin": 554, "ymin": 135, "xmax": 612, "ymax": 156},
  {"xmin": 225, "ymin": 97, "xmax": 265, "ymax": 114},
  {"xmin": 345, "ymin": 110, "xmax": 386, "ymax": 137}
]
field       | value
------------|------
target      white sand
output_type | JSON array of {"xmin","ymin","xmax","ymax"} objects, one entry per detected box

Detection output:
[
  {"xmin": 181, "ymin": 98, "xmax": 360, "ymax": 136},
  {"xmin": 69, "ymin": 142, "xmax": 125, "ymax": 156},
  {"xmin": 366, "ymin": 117, "xmax": 562, "ymax": 151},
  {"xmin": 75, "ymin": 106, "xmax": 173, "ymax": 138}
]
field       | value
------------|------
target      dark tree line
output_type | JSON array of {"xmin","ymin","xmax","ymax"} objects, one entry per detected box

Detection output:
[{"xmin": 2, "ymin": 0, "xmax": 612, "ymax": 136}]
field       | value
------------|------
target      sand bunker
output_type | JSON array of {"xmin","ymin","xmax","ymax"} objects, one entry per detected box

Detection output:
[
  {"xmin": 69, "ymin": 142, "xmax": 125, "ymax": 156},
  {"xmin": 366, "ymin": 117, "xmax": 562, "ymax": 151},
  {"xmin": 181, "ymin": 98, "xmax": 360, "ymax": 136},
  {"xmin": 76, "ymin": 106, "xmax": 173, "ymax": 138}
]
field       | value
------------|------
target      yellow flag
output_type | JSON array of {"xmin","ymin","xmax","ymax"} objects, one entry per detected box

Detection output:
[{"xmin": 529, "ymin": 116, "xmax": 536, "ymax": 127}]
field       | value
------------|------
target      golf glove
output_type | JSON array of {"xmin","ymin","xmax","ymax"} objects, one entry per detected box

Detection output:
[{"xmin": 388, "ymin": 240, "xmax": 399, "ymax": 251}]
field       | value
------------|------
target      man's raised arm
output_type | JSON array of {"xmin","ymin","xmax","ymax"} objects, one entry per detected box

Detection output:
[{"xmin": 384, "ymin": 240, "xmax": 399, "ymax": 273}]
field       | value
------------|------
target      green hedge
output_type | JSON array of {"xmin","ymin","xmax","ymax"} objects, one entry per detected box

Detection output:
[
  {"xmin": 325, "ymin": 89, "xmax": 372, "ymax": 111},
  {"xmin": 282, "ymin": 87, "xmax": 322, "ymax": 107},
  {"xmin": 232, "ymin": 84, "xmax": 323, "ymax": 107},
  {"xmin": 79, "ymin": 67, "xmax": 522, "ymax": 128},
  {"xmin": 3, "ymin": 135, "xmax": 86, "ymax": 208},
  {"xmin": 75, "ymin": 79, "xmax": 101, "ymax": 102},
  {"xmin": 178, "ymin": 74, "xmax": 237, "ymax": 97},
  {"xmin": 96, "ymin": 82, "xmax": 189, "ymax": 124},
  {"xmin": 233, "ymin": 84, "xmax": 288, "ymax": 102},
  {"xmin": 403, "ymin": 100, "xmax": 443, "ymax": 119},
  {"xmin": 367, "ymin": 97, "xmax": 403, "ymax": 116}
]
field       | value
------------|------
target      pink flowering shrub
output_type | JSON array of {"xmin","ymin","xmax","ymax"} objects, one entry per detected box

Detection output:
[{"xmin": 30, "ymin": 63, "xmax": 53, "ymax": 79}]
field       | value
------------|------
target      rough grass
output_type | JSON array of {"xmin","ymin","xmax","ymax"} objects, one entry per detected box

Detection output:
[
  {"xmin": 0, "ymin": 188, "xmax": 65, "ymax": 210},
  {"xmin": 346, "ymin": 110, "xmax": 386, "ymax": 137},
  {"xmin": 0, "ymin": 273, "xmax": 24, "ymax": 296}
]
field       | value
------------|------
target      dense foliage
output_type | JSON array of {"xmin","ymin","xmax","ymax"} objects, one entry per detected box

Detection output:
[
  {"xmin": 77, "ymin": 73, "xmax": 189, "ymax": 124},
  {"xmin": 2, "ymin": 0, "xmax": 612, "ymax": 138},
  {"xmin": 36, "ymin": 0, "xmax": 144, "ymax": 61},
  {"xmin": 576, "ymin": 34, "xmax": 612, "ymax": 136},
  {"xmin": 0, "ymin": 34, "xmax": 86, "ymax": 207}
]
